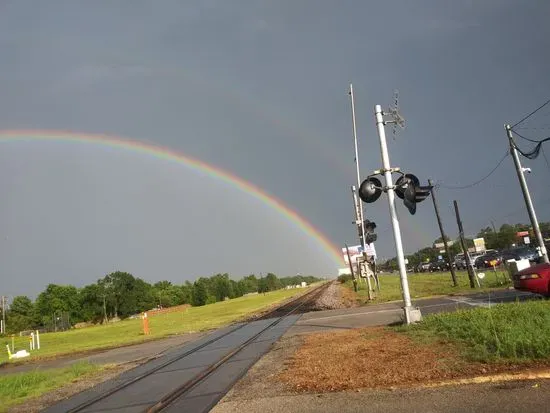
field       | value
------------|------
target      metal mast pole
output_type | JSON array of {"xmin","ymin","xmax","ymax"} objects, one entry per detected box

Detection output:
[
  {"xmin": 505, "ymin": 125, "xmax": 549, "ymax": 264},
  {"xmin": 1, "ymin": 296, "xmax": 5, "ymax": 334},
  {"xmin": 349, "ymin": 84, "xmax": 366, "ymax": 250},
  {"xmin": 374, "ymin": 105, "xmax": 418, "ymax": 323}
]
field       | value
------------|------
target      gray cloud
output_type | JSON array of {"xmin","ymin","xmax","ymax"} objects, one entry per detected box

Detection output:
[{"xmin": 0, "ymin": 0, "xmax": 549, "ymax": 296}]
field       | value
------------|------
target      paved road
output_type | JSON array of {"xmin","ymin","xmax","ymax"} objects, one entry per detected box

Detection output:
[
  {"xmin": 287, "ymin": 289, "xmax": 538, "ymax": 335},
  {"xmin": 212, "ymin": 379, "xmax": 550, "ymax": 413}
]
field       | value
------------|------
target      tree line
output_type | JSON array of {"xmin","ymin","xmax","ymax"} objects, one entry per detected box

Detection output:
[
  {"xmin": 1, "ymin": 272, "xmax": 322, "ymax": 334},
  {"xmin": 380, "ymin": 222, "xmax": 550, "ymax": 270}
]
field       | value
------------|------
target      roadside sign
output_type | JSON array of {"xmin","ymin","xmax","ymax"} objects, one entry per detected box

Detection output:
[
  {"xmin": 524, "ymin": 236, "xmax": 530, "ymax": 245},
  {"xmin": 473, "ymin": 238, "xmax": 486, "ymax": 253}
]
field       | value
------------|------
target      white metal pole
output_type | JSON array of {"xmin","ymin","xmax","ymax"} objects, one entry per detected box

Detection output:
[
  {"xmin": 1, "ymin": 296, "xmax": 5, "ymax": 334},
  {"xmin": 36, "ymin": 330, "xmax": 40, "ymax": 350},
  {"xmin": 505, "ymin": 125, "xmax": 549, "ymax": 264},
  {"xmin": 350, "ymin": 84, "xmax": 367, "ymax": 250},
  {"xmin": 374, "ymin": 105, "xmax": 414, "ymax": 322}
]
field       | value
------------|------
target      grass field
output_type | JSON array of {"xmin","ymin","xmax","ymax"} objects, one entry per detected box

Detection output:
[
  {"xmin": 401, "ymin": 299, "xmax": 550, "ymax": 362},
  {"xmin": 0, "ymin": 361, "xmax": 102, "ymax": 412},
  {"xmin": 344, "ymin": 269, "xmax": 512, "ymax": 303},
  {"xmin": 0, "ymin": 287, "xmax": 313, "ymax": 365}
]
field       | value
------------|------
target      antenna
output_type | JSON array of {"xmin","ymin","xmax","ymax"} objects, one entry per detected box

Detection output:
[{"xmin": 385, "ymin": 89, "xmax": 405, "ymax": 139}]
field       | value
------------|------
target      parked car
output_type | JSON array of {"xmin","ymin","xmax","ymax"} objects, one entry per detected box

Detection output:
[
  {"xmin": 428, "ymin": 260, "xmax": 450, "ymax": 272},
  {"xmin": 512, "ymin": 262, "xmax": 550, "ymax": 297},
  {"xmin": 416, "ymin": 262, "xmax": 431, "ymax": 273},
  {"xmin": 455, "ymin": 252, "xmax": 484, "ymax": 270},
  {"xmin": 475, "ymin": 250, "xmax": 503, "ymax": 269},
  {"xmin": 501, "ymin": 247, "xmax": 538, "ymax": 263}
]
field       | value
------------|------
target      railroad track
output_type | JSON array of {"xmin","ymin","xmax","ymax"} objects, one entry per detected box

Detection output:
[{"xmin": 44, "ymin": 281, "xmax": 332, "ymax": 413}]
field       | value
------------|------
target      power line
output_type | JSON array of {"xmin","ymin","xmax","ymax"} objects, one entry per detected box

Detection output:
[
  {"xmin": 511, "ymin": 98, "xmax": 550, "ymax": 129},
  {"xmin": 511, "ymin": 129, "xmax": 542, "ymax": 143},
  {"xmin": 511, "ymin": 136, "xmax": 550, "ymax": 159},
  {"xmin": 542, "ymin": 146, "xmax": 550, "ymax": 175},
  {"xmin": 437, "ymin": 151, "xmax": 509, "ymax": 190}
]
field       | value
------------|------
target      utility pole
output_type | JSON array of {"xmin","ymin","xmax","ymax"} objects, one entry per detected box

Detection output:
[
  {"xmin": 453, "ymin": 200, "xmax": 476, "ymax": 288},
  {"xmin": 428, "ymin": 179, "xmax": 458, "ymax": 287},
  {"xmin": 374, "ymin": 104, "xmax": 420, "ymax": 324},
  {"xmin": 505, "ymin": 125, "xmax": 549, "ymax": 264}
]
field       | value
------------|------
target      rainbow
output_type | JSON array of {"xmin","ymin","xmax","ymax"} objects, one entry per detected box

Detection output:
[{"xmin": 0, "ymin": 129, "xmax": 344, "ymax": 267}]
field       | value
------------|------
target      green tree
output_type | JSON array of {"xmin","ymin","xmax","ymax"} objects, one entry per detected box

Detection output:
[
  {"xmin": 35, "ymin": 284, "xmax": 82, "ymax": 327},
  {"xmin": 257, "ymin": 277, "xmax": 269, "ymax": 294},
  {"xmin": 210, "ymin": 273, "xmax": 233, "ymax": 301},
  {"xmin": 79, "ymin": 284, "xmax": 106, "ymax": 323},
  {"xmin": 6, "ymin": 296, "xmax": 35, "ymax": 333},
  {"xmin": 153, "ymin": 281, "xmax": 181, "ymax": 307},
  {"xmin": 192, "ymin": 278, "xmax": 209, "ymax": 306},
  {"xmin": 102, "ymin": 271, "xmax": 136, "ymax": 318},
  {"xmin": 265, "ymin": 273, "xmax": 281, "ymax": 291},
  {"xmin": 240, "ymin": 274, "xmax": 259, "ymax": 294}
]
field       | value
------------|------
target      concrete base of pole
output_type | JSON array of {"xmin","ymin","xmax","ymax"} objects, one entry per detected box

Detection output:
[{"xmin": 403, "ymin": 306, "xmax": 423, "ymax": 324}]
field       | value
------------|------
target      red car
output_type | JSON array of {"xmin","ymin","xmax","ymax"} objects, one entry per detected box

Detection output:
[{"xmin": 513, "ymin": 263, "xmax": 550, "ymax": 297}]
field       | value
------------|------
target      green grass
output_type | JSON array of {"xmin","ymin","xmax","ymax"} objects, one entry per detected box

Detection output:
[
  {"xmin": 401, "ymin": 300, "xmax": 550, "ymax": 362},
  {"xmin": 0, "ymin": 287, "xmax": 313, "ymax": 365},
  {"xmin": 0, "ymin": 361, "xmax": 102, "ymax": 412},
  {"xmin": 345, "ymin": 270, "xmax": 511, "ymax": 304}
]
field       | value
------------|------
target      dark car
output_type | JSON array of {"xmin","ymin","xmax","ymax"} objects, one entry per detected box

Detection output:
[
  {"xmin": 513, "ymin": 263, "xmax": 550, "ymax": 296},
  {"xmin": 502, "ymin": 247, "xmax": 539, "ymax": 263},
  {"xmin": 474, "ymin": 251, "xmax": 502, "ymax": 269},
  {"xmin": 428, "ymin": 260, "xmax": 450, "ymax": 272}
]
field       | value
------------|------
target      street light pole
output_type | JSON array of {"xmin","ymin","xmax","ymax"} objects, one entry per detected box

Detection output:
[{"xmin": 505, "ymin": 125, "xmax": 549, "ymax": 264}]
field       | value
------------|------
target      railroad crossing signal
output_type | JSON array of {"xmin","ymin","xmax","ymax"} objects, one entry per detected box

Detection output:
[
  {"xmin": 359, "ymin": 172, "xmax": 432, "ymax": 215},
  {"xmin": 361, "ymin": 219, "xmax": 377, "ymax": 244},
  {"xmin": 395, "ymin": 173, "xmax": 432, "ymax": 215},
  {"xmin": 358, "ymin": 177, "xmax": 382, "ymax": 203}
]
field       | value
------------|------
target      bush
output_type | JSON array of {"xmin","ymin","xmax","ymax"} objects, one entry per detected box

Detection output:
[{"xmin": 337, "ymin": 274, "xmax": 353, "ymax": 284}]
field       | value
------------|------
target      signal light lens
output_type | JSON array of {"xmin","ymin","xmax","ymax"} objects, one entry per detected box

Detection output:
[{"xmin": 359, "ymin": 177, "xmax": 382, "ymax": 203}]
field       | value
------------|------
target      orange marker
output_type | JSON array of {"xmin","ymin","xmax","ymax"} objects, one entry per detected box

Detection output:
[{"xmin": 142, "ymin": 312, "xmax": 150, "ymax": 335}]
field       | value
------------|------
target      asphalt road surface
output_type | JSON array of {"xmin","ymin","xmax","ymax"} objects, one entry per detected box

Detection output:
[
  {"xmin": 211, "ymin": 379, "xmax": 550, "ymax": 413},
  {"xmin": 287, "ymin": 288, "xmax": 538, "ymax": 335}
]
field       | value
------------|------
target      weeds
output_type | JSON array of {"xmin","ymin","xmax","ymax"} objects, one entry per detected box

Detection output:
[
  {"xmin": 406, "ymin": 300, "xmax": 550, "ymax": 362},
  {"xmin": 0, "ymin": 361, "xmax": 101, "ymax": 411}
]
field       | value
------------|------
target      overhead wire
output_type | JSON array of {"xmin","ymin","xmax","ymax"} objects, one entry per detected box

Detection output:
[
  {"xmin": 511, "ymin": 98, "xmax": 550, "ymax": 129},
  {"xmin": 437, "ymin": 151, "xmax": 509, "ymax": 190}
]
